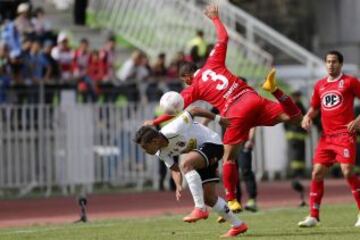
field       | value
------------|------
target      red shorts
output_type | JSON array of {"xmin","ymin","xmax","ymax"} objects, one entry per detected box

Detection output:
[
  {"xmin": 223, "ymin": 92, "xmax": 283, "ymax": 144},
  {"xmin": 313, "ymin": 133, "xmax": 356, "ymax": 166}
]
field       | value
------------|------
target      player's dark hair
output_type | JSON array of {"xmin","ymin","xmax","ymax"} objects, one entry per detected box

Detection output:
[
  {"xmin": 179, "ymin": 62, "xmax": 198, "ymax": 77},
  {"xmin": 325, "ymin": 50, "xmax": 344, "ymax": 64},
  {"xmin": 134, "ymin": 126, "xmax": 160, "ymax": 144}
]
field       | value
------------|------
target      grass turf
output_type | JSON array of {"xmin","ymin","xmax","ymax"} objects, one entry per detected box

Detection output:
[{"xmin": 0, "ymin": 203, "xmax": 359, "ymax": 240}]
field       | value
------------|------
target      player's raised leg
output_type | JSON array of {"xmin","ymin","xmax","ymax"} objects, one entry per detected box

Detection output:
[{"xmin": 262, "ymin": 68, "xmax": 302, "ymax": 123}]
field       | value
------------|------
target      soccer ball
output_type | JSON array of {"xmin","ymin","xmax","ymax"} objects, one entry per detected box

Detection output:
[{"xmin": 159, "ymin": 91, "xmax": 184, "ymax": 114}]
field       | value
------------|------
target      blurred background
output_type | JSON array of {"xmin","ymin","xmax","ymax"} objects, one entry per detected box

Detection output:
[{"xmin": 0, "ymin": 0, "xmax": 359, "ymax": 201}]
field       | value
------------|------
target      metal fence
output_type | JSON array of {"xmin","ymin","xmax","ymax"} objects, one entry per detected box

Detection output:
[
  {"xmin": 0, "ymin": 102, "xmax": 159, "ymax": 197},
  {"xmin": 0, "ymin": 101, "xmax": 318, "ymax": 198}
]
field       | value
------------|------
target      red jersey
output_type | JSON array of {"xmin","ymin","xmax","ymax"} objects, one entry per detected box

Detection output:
[
  {"xmin": 181, "ymin": 17, "xmax": 253, "ymax": 115},
  {"xmin": 311, "ymin": 74, "xmax": 360, "ymax": 135}
]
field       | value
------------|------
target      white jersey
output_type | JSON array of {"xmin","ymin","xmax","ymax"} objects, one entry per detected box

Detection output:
[{"xmin": 156, "ymin": 111, "xmax": 221, "ymax": 168}]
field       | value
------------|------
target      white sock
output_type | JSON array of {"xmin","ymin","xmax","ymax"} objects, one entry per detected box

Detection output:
[
  {"xmin": 213, "ymin": 197, "xmax": 242, "ymax": 227},
  {"xmin": 184, "ymin": 170, "xmax": 205, "ymax": 210}
]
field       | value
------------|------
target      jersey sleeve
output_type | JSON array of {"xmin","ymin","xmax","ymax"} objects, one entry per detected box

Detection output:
[
  {"xmin": 310, "ymin": 82, "xmax": 321, "ymax": 109},
  {"xmin": 167, "ymin": 111, "xmax": 194, "ymax": 133},
  {"xmin": 156, "ymin": 151, "xmax": 175, "ymax": 168},
  {"xmin": 350, "ymin": 77, "xmax": 360, "ymax": 98},
  {"xmin": 205, "ymin": 17, "xmax": 228, "ymax": 67},
  {"xmin": 181, "ymin": 84, "xmax": 200, "ymax": 108}
]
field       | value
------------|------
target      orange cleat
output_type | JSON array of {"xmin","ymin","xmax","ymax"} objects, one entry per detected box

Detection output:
[
  {"xmin": 183, "ymin": 208, "xmax": 209, "ymax": 223},
  {"xmin": 220, "ymin": 223, "xmax": 248, "ymax": 238}
]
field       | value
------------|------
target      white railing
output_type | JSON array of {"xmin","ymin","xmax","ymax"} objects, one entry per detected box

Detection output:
[
  {"xmin": 0, "ymin": 102, "xmax": 317, "ymax": 196},
  {"xmin": 0, "ymin": 103, "xmax": 159, "ymax": 196},
  {"xmin": 87, "ymin": 0, "xmax": 273, "ymax": 80}
]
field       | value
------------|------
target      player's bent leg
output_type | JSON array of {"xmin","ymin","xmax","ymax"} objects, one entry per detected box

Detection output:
[
  {"xmin": 298, "ymin": 164, "xmax": 328, "ymax": 227},
  {"xmin": 262, "ymin": 69, "xmax": 302, "ymax": 122},
  {"xmin": 204, "ymin": 182, "xmax": 247, "ymax": 238},
  {"xmin": 181, "ymin": 152, "xmax": 209, "ymax": 223}
]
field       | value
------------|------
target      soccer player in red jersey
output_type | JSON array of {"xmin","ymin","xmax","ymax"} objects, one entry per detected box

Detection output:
[
  {"xmin": 298, "ymin": 51, "xmax": 360, "ymax": 227},
  {"xmin": 146, "ymin": 4, "xmax": 302, "ymax": 212}
]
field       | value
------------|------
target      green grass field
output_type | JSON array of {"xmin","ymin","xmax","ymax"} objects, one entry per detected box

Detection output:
[{"xmin": 1, "ymin": 203, "xmax": 359, "ymax": 240}]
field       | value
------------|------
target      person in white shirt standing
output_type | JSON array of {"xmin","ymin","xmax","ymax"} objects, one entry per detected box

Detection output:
[{"xmin": 135, "ymin": 107, "xmax": 248, "ymax": 238}]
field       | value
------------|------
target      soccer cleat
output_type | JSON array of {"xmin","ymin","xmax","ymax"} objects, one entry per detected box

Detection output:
[
  {"xmin": 355, "ymin": 214, "xmax": 360, "ymax": 227},
  {"xmin": 298, "ymin": 216, "xmax": 319, "ymax": 227},
  {"xmin": 220, "ymin": 223, "xmax": 248, "ymax": 238},
  {"xmin": 244, "ymin": 199, "xmax": 258, "ymax": 212},
  {"xmin": 217, "ymin": 216, "xmax": 226, "ymax": 224},
  {"xmin": 298, "ymin": 201, "xmax": 307, "ymax": 207},
  {"xmin": 183, "ymin": 208, "xmax": 209, "ymax": 223},
  {"xmin": 262, "ymin": 68, "xmax": 278, "ymax": 93},
  {"xmin": 228, "ymin": 199, "xmax": 242, "ymax": 214}
]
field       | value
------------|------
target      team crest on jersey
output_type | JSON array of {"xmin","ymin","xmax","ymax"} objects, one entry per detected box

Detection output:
[
  {"xmin": 321, "ymin": 91, "xmax": 343, "ymax": 110},
  {"xmin": 344, "ymin": 148, "xmax": 350, "ymax": 158},
  {"xmin": 176, "ymin": 141, "xmax": 186, "ymax": 147},
  {"xmin": 338, "ymin": 80, "xmax": 344, "ymax": 89}
]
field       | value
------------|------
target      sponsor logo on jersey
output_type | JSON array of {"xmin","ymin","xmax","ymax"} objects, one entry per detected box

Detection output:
[
  {"xmin": 182, "ymin": 115, "xmax": 189, "ymax": 123},
  {"xmin": 321, "ymin": 91, "xmax": 343, "ymax": 110}
]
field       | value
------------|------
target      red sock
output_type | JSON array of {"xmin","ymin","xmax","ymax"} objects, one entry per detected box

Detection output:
[
  {"xmin": 223, "ymin": 162, "xmax": 238, "ymax": 201},
  {"xmin": 346, "ymin": 175, "xmax": 360, "ymax": 209},
  {"xmin": 309, "ymin": 180, "xmax": 324, "ymax": 220},
  {"xmin": 273, "ymin": 89, "xmax": 301, "ymax": 119}
]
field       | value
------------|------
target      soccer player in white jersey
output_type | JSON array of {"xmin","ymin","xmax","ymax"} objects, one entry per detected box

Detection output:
[{"xmin": 135, "ymin": 107, "xmax": 248, "ymax": 238}]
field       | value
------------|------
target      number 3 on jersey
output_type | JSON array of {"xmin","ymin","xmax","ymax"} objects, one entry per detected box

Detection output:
[{"xmin": 202, "ymin": 69, "xmax": 229, "ymax": 90}]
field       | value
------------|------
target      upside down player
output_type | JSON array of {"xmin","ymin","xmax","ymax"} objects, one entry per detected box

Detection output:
[
  {"xmin": 146, "ymin": 3, "xmax": 302, "ymax": 215},
  {"xmin": 298, "ymin": 51, "xmax": 360, "ymax": 227},
  {"xmin": 135, "ymin": 107, "xmax": 248, "ymax": 237}
]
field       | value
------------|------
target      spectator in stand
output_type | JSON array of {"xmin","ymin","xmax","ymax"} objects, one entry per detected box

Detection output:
[
  {"xmin": 0, "ymin": 42, "xmax": 11, "ymax": 103},
  {"xmin": 31, "ymin": 7, "xmax": 55, "ymax": 43},
  {"xmin": 42, "ymin": 40, "xmax": 59, "ymax": 80},
  {"xmin": 145, "ymin": 53, "xmax": 167, "ymax": 102},
  {"xmin": 78, "ymin": 49, "xmax": 107, "ymax": 102},
  {"xmin": 167, "ymin": 51, "xmax": 187, "ymax": 79},
  {"xmin": 116, "ymin": 50, "xmax": 151, "ymax": 102},
  {"xmin": 20, "ymin": 37, "xmax": 34, "ymax": 85},
  {"xmin": 187, "ymin": 29, "xmax": 207, "ymax": 66},
  {"xmin": 72, "ymin": 38, "xmax": 90, "ymax": 79},
  {"xmin": 29, "ymin": 40, "xmax": 51, "ymax": 83},
  {"xmin": 138, "ymin": 53, "xmax": 151, "ymax": 81},
  {"xmin": 99, "ymin": 35, "xmax": 117, "ymax": 82},
  {"xmin": 152, "ymin": 53, "xmax": 167, "ymax": 78},
  {"xmin": 116, "ymin": 50, "xmax": 146, "ymax": 83},
  {"xmin": 51, "ymin": 32, "xmax": 73, "ymax": 81},
  {"xmin": 14, "ymin": 3, "xmax": 35, "ymax": 39},
  {"xmin": 1, "ymin": 20, "xmax": 22, "ymax": 57}
]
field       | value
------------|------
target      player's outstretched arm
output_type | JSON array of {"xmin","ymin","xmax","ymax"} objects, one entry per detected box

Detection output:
[
  {"xmin": 204, "ymin": 4, "xmax": 228, "ymax": 43},
  {"xmin": 143, "ymin": 114, "xmax": 174, "ymax": 127},
  {"xmin": 188, "ymin": 106, "xmax": 230, "ymax": 128}
]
